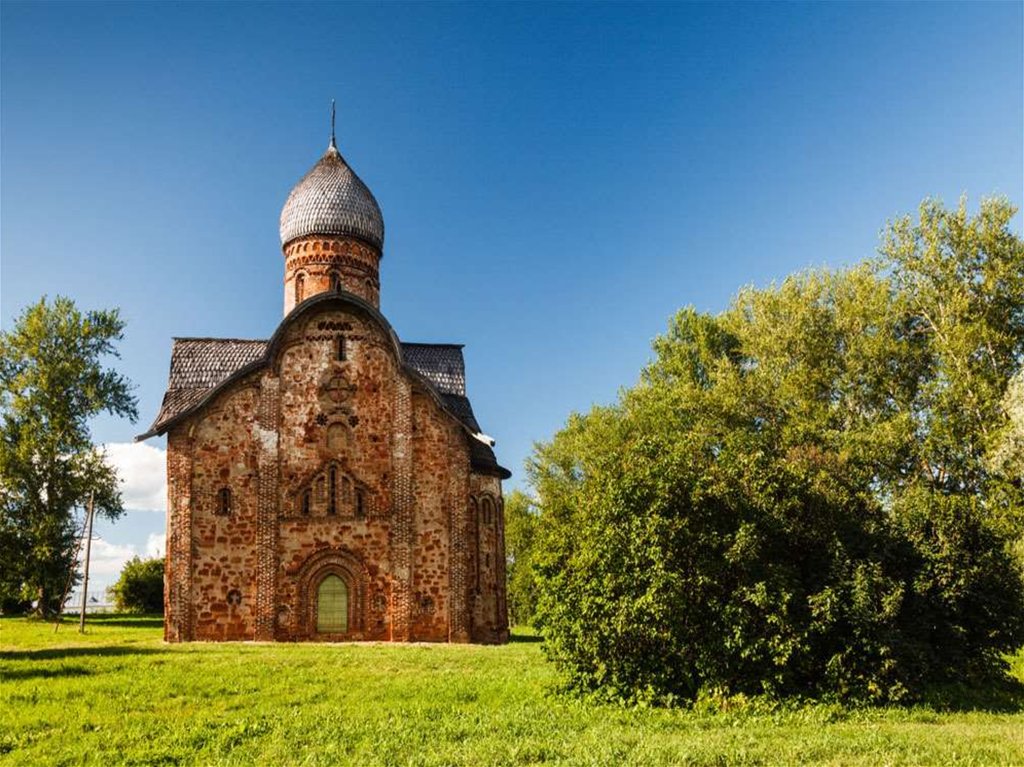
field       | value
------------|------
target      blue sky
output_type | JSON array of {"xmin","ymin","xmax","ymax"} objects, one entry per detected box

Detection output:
[{"xmin": 2, "ymin": 2, "xmax": 1021, "ymax": 588}]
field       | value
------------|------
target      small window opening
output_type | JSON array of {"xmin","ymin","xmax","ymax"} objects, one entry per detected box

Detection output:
[
  {"xmin": 328, "ymin": 467, "xmax": 337, "ymax": 515},
  {"xmin": 301, "ymin": 489, "xmax": 311, "ymax": 516},
  {"xmin": 356, "ymin": 489, "xmax": 365, "ymax": 519},
  {"xmin": 295, "ymin": 273, "xmax": 305, "ymax": 304},
  {"xmin": 330, "ymin": 272, "xmax": 342, "ymax": 292},
  {"xmin": 217, "ymin": 487, "xmax": 232, "ymax": 516},
  {"xmin": 337, "ymin": 336, "xmax": 346, "ymax": 361}
]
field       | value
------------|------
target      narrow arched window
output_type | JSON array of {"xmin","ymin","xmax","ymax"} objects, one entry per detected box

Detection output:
[
  {"xmin": 328, "ymin": 467, "xmax": 337, "ymax": 515},
  {"xmin": 301, "ymin": 489, "xmax": 311, "ymax": 516},
  {"xmin": 217, "ymin": 487, "xmax": 231, "ymax": 516},
  {"xmin": 337, "ymin": 336, "xmax": 346, "ymax": 361},
  {"xmin": 330, "ymin": 272, "xmax": 342, "ymax": 292},
  {"xmin": 356, "ymin": 489, "xmax": 365, "ymax": 519},
  {"xmin": 482, "ymin": 497, "xmax": 494, "ymax": 526},
  {"xmin": 295, "ymin": 273, "xmax": 305, "ymax": 304}
]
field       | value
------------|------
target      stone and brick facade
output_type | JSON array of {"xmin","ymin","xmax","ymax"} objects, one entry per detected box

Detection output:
[{"xmin": 140, "ymin": 131, "xmax": 509, "ymax": 644}]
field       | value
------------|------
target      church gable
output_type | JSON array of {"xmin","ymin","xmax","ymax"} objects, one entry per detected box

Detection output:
[{"xmin": 275, "ymin": 303, "xmax": 399, "ymax": 522}]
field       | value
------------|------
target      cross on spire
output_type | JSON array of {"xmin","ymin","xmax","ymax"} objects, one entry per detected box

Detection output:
[{"xmin": 330, "ymin": 99, "xmax": 337, "ymax": 149}]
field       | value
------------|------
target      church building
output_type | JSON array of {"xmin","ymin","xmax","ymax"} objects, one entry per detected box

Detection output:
[{"xmin": 139, "ymin": 124, "xmax": 510, "ymax": 644}]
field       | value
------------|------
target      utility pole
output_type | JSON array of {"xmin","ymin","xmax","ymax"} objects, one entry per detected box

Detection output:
[{"xmin": 78, "ymin": 492, "xmax": 95, "ymax": 633}]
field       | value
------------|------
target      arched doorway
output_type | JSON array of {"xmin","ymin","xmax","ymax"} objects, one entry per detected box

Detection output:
[
  {"xmin": 295, "ymin": 547, "xmax": 368, "ymax": 640},
  {"xmin": 316, "ymin": 574, "xmax": 349, "ymax": 634}
]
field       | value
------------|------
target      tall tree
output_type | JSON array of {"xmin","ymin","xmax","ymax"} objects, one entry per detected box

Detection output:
[{"xmin": 0, "ymin": 297, "xmax": 138, "ymax": 616}]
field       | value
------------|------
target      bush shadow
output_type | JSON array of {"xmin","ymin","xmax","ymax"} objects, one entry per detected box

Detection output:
[{"xmin": 919, "ymin": 676, "xmax": 1024, "ymax": 714}]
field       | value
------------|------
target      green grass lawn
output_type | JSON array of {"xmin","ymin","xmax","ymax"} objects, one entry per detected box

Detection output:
[{"xmin": 1, "ymin": 615, "xmax": 1022, "ymax": 766}]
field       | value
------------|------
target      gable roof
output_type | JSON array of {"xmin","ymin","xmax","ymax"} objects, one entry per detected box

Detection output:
[{"xmin": 138, "ymin": 336, "xmax": 507, "ymax": 477}]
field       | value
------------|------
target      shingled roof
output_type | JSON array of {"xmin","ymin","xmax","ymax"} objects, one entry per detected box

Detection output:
[{"xmin": 140, "ymin": 337, "xmax": 507, "ymax": 476}]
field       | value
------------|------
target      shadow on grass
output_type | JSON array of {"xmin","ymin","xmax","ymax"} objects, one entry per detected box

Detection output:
[
  {"xmin": 64, "ymin": 613, "xmax": 164, "ymax": 629},
  {"xmin": 48, "ymin": 610, "xmax": 162, "ymax": 626},
  {"xmin": 2, "ymin": 665, "xmax": 93, "ymax": 681},
  {"xmin": 0, "ymin": 646, "xmax": 167, "ymax": 662}
]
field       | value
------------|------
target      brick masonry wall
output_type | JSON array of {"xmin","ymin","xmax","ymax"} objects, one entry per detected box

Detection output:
[
  {"xmin": 163, "ymin": 296, "xmax": 506, "ymax": 644},
  {"xmin": 283, "ymin": 236, "xmax": 381, "ymax": 314}
]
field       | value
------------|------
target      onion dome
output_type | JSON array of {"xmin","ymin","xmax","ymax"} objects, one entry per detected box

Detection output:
[{"xmin": 279, "ymin": 137, "xmax": 384, "ymax": 251}]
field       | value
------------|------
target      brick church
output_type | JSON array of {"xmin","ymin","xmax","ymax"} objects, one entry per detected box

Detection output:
[{"xmin": 139, "ymin": 124, "xmax": 510, "ymax": 644}]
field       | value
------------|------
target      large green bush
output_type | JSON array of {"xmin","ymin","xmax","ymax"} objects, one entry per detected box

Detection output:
[
  {"xmin": 108, "ymin": 556, "xmax": 164, "ymax": 614},
  {"xmin": 529, "ymin": 198, "xmax": 1024, "ymax": 703}
]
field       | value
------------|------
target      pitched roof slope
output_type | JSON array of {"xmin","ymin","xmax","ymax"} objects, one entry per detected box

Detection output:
[{"xmin": 140, "ymin": 338, "xmax": 506, "ymax": 476}]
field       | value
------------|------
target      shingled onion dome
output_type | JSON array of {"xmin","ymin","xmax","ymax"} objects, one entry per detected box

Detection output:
[{"xmin": 279, "ymin": 137, "xmax": 384, "ymax": 251}]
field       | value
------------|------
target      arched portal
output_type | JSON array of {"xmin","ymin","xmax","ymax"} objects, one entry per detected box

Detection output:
[
  {"xmin": 316, "ymin": 574, "xmax": 349, "ymax": 633},
  {"xmin": 295, "ymin": 547, "xmax": 369, "ymax": 640}
]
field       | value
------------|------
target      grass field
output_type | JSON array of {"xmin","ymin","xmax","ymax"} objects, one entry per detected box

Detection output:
[{"xmin": 1, "ymin": 615, "xmax": 1022, "ymax": 766}]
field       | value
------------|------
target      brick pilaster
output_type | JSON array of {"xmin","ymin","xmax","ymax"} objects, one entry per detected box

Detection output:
[
  {"xmin": 494, "ymin": 492, "xmax": 510, "ymax": 640},
  {"xmin": 390, "ymin": 378, "xmax": 414, "ymax": 641},
  {"xmin": 447, "ymin": 441, "xmax": 471, "ymax": 642},
  {"xmin": 165, "ymin": 429, "xmax": 194, "ymax": 642},
  {"xmin": 254, "ymin": 375, "xmax": 280, "ymax": 641}
]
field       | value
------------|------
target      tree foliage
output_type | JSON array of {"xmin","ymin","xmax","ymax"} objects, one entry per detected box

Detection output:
[
  {"xmin": 528, "ymin": 197, "xmax": 1024, "ymax": 703},
  {"xmin": 504, "ymin": 490, "xmax": 541, "ymax": 626},
  {"xmin": 0, "ymin": 297, "xmax": 138, "ymax": 615},
  {"xmin": 108, "ymin": 556, "xmax": 164, "ymax": 613}
]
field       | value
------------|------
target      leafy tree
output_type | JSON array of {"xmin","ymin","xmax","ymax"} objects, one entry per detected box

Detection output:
[
  {"xmin": 0, "ymin": 297, "xmax": 138, "ymax": 616},
  {"xmin": 108, "ymin": 556, "xmax": 164, "ymax": 613},
  {"xmin": 529, "ymin": 198, "xmax": 1024, "ymax": 703},
  {"xmin": 504, "ymin": 490, "xmax": 540, "ymax": 626}
]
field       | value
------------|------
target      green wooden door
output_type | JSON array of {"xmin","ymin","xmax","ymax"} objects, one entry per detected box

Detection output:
[{"xmin": 317, "ymin": 575, "xmax": 348, "ymax": 633}]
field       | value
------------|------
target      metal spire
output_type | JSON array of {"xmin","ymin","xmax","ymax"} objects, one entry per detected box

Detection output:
[{"xmin": 329, "ymin": 99, "xmax": 337, "ymax": 149}]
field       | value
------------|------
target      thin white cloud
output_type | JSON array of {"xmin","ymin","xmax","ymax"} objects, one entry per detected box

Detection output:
[
  {"xmin": 146, "ymin": 532, "xmax": 166, "ymax": 559},
  {"xmin": 103, "ymin": 442, "xmax": 166, "ymax": 512},
  {"xmin": 83, "ymin": 538, "xmax": 138, "ymax": 580}
]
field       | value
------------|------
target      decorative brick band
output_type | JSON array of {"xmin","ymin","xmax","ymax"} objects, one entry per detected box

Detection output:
[{"xmin": 284, "ymin": 235, "xmax": 379, "ymax": 268}]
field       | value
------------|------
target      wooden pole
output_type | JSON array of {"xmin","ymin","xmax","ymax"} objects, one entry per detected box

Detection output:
[
  {"xmin": 78, "ymin": 493, "xmax": 95, "ymax": 633},
  {"xmin": 53, "ymin": 509, "xmax": 88, "ymax": 632}
]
